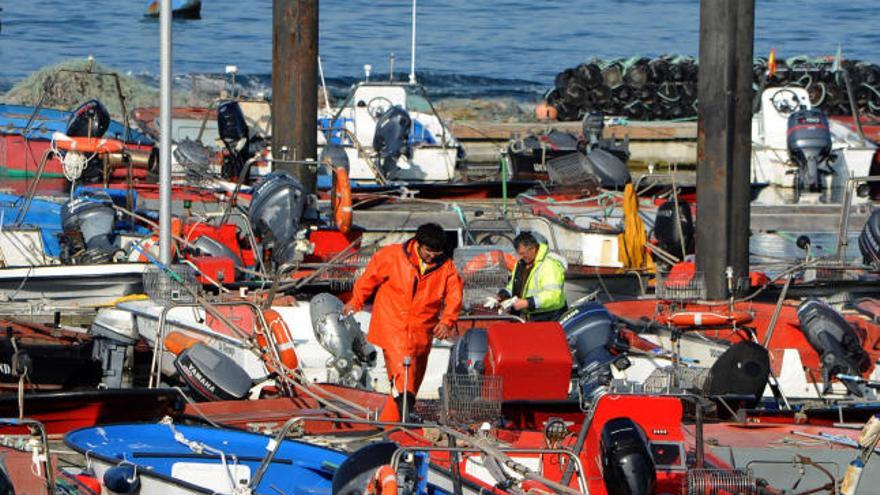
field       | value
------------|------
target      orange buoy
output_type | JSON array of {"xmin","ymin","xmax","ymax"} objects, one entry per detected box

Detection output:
[
  {"xmin": 535, "ymin": 102, "xmax": 558, "ymax": 121},
  {"xmin": 363, "ymin": 465, "xmax": 398, "ymax": 495},
  {"xmin": 331, "ymin": 167, "xmax": 353, "ymax": 234},
  {"xmin": 54, "ymin": 135, "xmax": 125, "ymax": 154},
  {"xmin": 662, "ymin": 310, "xmax": 753, "ymax": 328},
  {"xmin": 257, "ymin": 309, "xmax": 299, "ymax": 373}
]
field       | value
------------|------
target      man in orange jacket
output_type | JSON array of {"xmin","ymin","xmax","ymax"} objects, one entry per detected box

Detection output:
[{"xmin": 342, "ymin": 223, "xmax": 463, "ymax": 422}]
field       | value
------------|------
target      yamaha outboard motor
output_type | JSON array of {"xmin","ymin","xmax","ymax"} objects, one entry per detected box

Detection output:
[
  {"xmin": 653, "ymin": 199, "xmax": 695, "ymax": 261},
  {"xmin": 217, "ymin": 100, "xmax": 256, "ymax": 179},
  {"xmin": 559, "ymin": 302, "xmax": 617, "ymax": 399},
  {"xmin": 174, "ymin": 343, "xmax": 254, "ymax": 401},
  {"xmin": 61, "ymin": 191, "xmax": 117, "ymax": 264},
  {"xmin": 248, "ymin": 172, "xmax": 307, "ymax": 265},
  {"xmin": 310, "ymin": 293, "xmax": 377, "ymax": 387},
  {"xmin": 65, "ymin": 99, "xmax": 112, "ymax": 181},
  {"xmin": 787, "ymin": 109, "xmax": 833, "ymax": 192},
  {"xmin": 372, "ymin": 106, "xmax": 412, "ymax": 178},
  {"xmin": 600, "ymin": 418, "xmax": 656, "ymax": 495},
  {"xmin": 858, "ymin": 209, "xmax": 880, "ymax": 268},
  {"xmin": 797, "ymin": 298, "xmax": 871, "ymax": 396}
]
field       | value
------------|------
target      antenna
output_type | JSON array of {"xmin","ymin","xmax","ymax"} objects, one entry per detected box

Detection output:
[{"xmin": 409, "ymin": 0, "xmax": 417, "ymax": 84}]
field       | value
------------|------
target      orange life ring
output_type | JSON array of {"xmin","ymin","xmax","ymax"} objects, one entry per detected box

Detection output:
[
  {"xmin": 257, "ymin": 309, "xmax": 299, "ymax": 373},
  {"xmin": 363, "ymin": 465, "xmax": 397, "ymax": 495},
  {"xmin": 54, "ymin": 135, "xmax": 125, "ymax": 154},
  {"xmin": 661, "ymin": 310, "xmax": 753, "ymax": 328},
  {"xmin": 331, "ymin": 167, "xmax": 353, "ymax": 234}
]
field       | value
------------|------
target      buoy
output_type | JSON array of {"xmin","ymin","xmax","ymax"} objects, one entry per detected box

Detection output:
[
  {"xmin": 535, "ymin": 102, "xmax": 558, "ymax": 121},
  {"xmin": 661, "ymin": 310, "xmax": 753, "ymax": 328},
  {"xmin": 363, "ymin": 464, "xmax": 398, "ymax": 495},
  {"xmin": 257, "ymin": 309, "xmax": 299, "ymax": 373},
  {"xmin": 103, "ymin": 464, "xmax": 140, "ymax": 494},
  {"xmin": 331, "ymin": 167, "xmax": 353, "ymax": 234}
]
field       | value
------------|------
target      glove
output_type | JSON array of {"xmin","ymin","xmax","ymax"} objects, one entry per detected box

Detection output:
[
  {"xmin": 483, "ymin": 296, "xmax": 500, "ymax": 309},
  {"xmin": 500, "ymin": 297, "xmax": 519, "ymax": 311}
]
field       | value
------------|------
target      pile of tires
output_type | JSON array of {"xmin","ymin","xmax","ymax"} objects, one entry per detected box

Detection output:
[{"xmin": 545, "ymin": 55, "xmax": 880, "ymax": 121}]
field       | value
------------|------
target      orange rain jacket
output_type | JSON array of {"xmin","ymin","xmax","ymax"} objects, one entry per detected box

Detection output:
[{"xmin": 349, "ymin": 239, "xmax": 463, "ymax": 358}]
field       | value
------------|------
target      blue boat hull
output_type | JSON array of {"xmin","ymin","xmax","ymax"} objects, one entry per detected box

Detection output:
[{"xmin": 0, "ymin": 104, "xmax": 153, "ymax": 145}]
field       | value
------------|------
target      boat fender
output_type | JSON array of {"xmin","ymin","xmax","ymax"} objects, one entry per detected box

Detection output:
[
  {"xmin": 74, "ymin": 471, "xmax": 103, "ymax": 494},
  {"xmin": 363, "ymin": 465, "xmax": 398, "ymax": 495},
  {"xmin": 661, "ymin": 310, "xmax": 753, "ymax": 328},
  {"xmin": 257, "ymin": 309, "xmax": 300, "ymax": 373},
  {"xmin": 332, "ymin": 166, "xmax": 353, "ymax": 234},
  {"xmin": 103, "ymin": 464, "xmax": 140, "ymax": 494}
]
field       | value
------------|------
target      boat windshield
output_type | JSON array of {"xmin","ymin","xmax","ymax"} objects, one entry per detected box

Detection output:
[{"xmin": 405, "ymin": 92, "xmax": 433, "ymax": 114}]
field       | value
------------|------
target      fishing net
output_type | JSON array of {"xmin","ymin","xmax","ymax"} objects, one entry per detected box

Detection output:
[{"xmin": 2, "ymin": 58, "xmax": 164, "ymax": 118}]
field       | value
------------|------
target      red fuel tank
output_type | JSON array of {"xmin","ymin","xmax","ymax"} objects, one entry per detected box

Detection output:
[{"xmin": 484, "ymin": 322, "xmax": 572, "ymax": 401}]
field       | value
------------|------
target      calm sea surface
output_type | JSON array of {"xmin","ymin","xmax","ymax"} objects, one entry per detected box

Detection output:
[{"xmin": 1, "ymin": 0, "xmax": 879, "ymax": 99}]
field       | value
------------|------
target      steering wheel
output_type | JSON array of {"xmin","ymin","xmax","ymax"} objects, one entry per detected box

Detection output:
[
  {"xmin": 770, "ymin": 88, "xmax": 801, "ymax": 115},
  {"xmin": 366, "ymin": 97, "xmax": 394, "ymax": 120}
]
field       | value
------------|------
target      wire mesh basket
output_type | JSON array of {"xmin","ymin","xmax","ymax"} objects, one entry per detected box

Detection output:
[
  {"xmin": 453, "ymin": 246, "xmax": 513, "ymax": 310},
  {"xmin": 143, "ymin": 265, "xmax": 200, "ymax": 306},
  {"xmin": 643, "ymin": 366, "xmax": 709, "ymax": 394},
  {"xmin": 546, "ymin": 152, "xmax": 592, "ymax": 185},
  {"xmin": 441, "ymin": 373, "xmax": 503, "ymax": 425},
  {"xmin": 313, "ymin": 251, "xmax": 375, "ymax": 291},
  {"xmin": 655, "ymin": 270, "xmax": 706, "ymax": 301},
  {"xmin": 685, "ymin": 468, "xmax": 757, "ymax": 495}
]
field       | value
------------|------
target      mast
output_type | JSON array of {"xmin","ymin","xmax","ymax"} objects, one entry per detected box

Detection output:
[
  {"xmin": 409, "ymin": 0, "xmax": 417, "ymax": 84},
  {"xmin": 159, "ymin": 0, "xmax": 172, "ymax": 264}
]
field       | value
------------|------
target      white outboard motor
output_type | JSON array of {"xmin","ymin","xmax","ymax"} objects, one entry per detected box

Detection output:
[
  {"xmin": 372, "ymin": 106, "xmax": 412, "ymax": 178},
  {"xmin": 248, "ymin": 172, "xmax": 307, "ymax": 266},
  {"xmin": 797, "ymin": 298, "xmax": 871, "ymax": 396},
  {"xmin": 309, "ymin": 293, "xmax": 377, "ymax": 387},
  {"xmin": 787, "ymin": 109, "xmax": 833, "ymax": 191},
  {"xmin": 858, "ymin": 209, "xmax": 880, "ymax": 268},
  {"xmin": 61, "ymin": 191, "xmax": 118, "ymax": 264}
]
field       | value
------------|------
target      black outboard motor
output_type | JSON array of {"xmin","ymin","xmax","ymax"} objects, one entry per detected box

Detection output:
[
  {"xmin": 61, "ymin": 191, "xmax": 117, "ymax": 264},
  {"xmin": 217, "ymin": 100, "xmax": 256, "ymax": 179},
  {"xmin": 174, "ymin": 343, "xmax": 254, "ymax": 401},
  {"xmin": 787, "ymin": 109, "xmax": 833, "ymax": 192},
  {"xmin": 67, "ymin": 99, "xmax": 111, "ymax": 138},
  {"xmin": 248, "ymin": 172, "xmax": 307, "ymax": 265},
  {"xmin": 600, "ymin": 418, "xmax": 656, "ymax": 495},
  {"xmin": 653, "ymin": 199, "xmax": 695, "ymax": 261},
  {"xmin": 448, "ymin": 328, "xmax": 488, "ymax": 375},
  {"xmin": 372, "ymin": 106, "xmax": 412, "ymax": 178},
  {"xmin": 797, "ymin": 298, "xmax": 871, "ymax": 396},
  {"xmin": 583, "ymin": 111, "xmax": 605, "ymax": 147},
  {"xmin": 559, "ymin": 302, "xmax": 617, "ymax": 399},
  {"xmin": 858, "ymin": 209, "xmax": 880, "ymax": 268},
  {"xmin": 65, "ymin": 99, "xmax": 112, "ymax": 181}
]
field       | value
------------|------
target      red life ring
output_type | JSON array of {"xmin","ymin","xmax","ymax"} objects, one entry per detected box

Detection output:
[
  {"xmin": 54, "ymin": 135, "xmax": 125, "ymax": 154},
  {"xmin": 661, "ymin": 310, "xmax": 753, "ymax": 328},
  {"xmin": 257, "ymin": 309, "xmax": 299, "ymax": 373},
  {"xmin": 363, "ymin": 465, "xmax": 397, "ymax": 495},
  {"xmin": 331, "ymin": 167, "xmax": 353, "ymax": 234}
]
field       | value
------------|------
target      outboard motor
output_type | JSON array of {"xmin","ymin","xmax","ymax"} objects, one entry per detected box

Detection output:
[
  {"xmin": 582, "ymin": 111, "xmax": 605, "ymax": 147},
  {"xmin": 61, "ymin": 191, "xmax": 118, "ymax": 264},
  {"xmin": 372, "ymin": 106, "xmax": 412, "ymax": 178},
  {"xmin": 797, "ymin": 298, "xmax": 871, "ymax": 396},
  {"xmin": 248, "ymin": 172, "xmax": 307, "ymax": 265},
  {"xmin": 174, "ymin": 342, "xmax": 254, "ymax": 401},
  {"xmin": 787, "ymin": 109, "xmax": 833, "ymax": 192},
  {"xmin": 65, "ymin": 99, "xmax": 112, "ymax": 181},
  {"xmin": 448, "ymin": 328, "xmax": 488, "ymax": 375},
  {"xmin": 653, "ymin": 199, "xmax": 695, "ymax": 261},
  {"xmin": 858, "ymin": 209, "xmax": 880, "ymax": 268},
  {"xmin": 600, "ymin": 418, "xmax": 656, "ymax": 495},
  {"xmin": 217, "ymin": 100, "xmax": 255, "ymax": 179},
  {"xmin": 559, "ymin": 302, "xmax": 617, "ymax": 399},
  {"xmin": 309, "ymin": 293, "xmax": 377, "ymax": 387},
  {"xmin": 702, "ymin": 341, "xmax": 770, "ymax": 407}
]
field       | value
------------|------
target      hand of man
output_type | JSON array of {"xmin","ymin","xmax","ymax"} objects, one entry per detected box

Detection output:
[
  {"xmin": 433, "ymin": 322, "xmax": 452, "ymax": 340},
  {"xmin": 512, "ymin": 298, "xmax": 530, "ymax": 311},
  {"xmin": 341, "ymin": 302, "xmax": 356, "ymax": 317}
]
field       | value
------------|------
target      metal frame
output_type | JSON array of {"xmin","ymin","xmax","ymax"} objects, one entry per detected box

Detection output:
[{"xmin": 0, "ymin": 418, "xmax": 54, "ymax": 493}]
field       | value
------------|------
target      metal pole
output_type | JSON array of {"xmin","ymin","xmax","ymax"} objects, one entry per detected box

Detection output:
[
  {"xmin": 159, "ymin": 0, "xmax": 173, "ymax": 264},
  {"xmin": 409, "ymin": 0, "xmax": 417, "ymax": 84},
  {"xmin": 272, "ymin": 0, "xmax": 318, "ymax": 194}
]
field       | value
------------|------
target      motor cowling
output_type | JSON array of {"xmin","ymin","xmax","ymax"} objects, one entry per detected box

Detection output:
[
  {"xmin": 600, "ymin": 417, "xmax": 656, "ymax": 495},
  {"xmin": 559, "ymin": 302, "xmax": 616, "ymax": 399},
  {"xmin": 217, "ymin": 100, "xmax": 258, "ymax": 179},
  {"xmin": 858, "ymin": 209, "xmax": 880, "ymax": 268},
  {"xmin": 797, "ymin": 298, "xmax": 871, "ymax": 396},
  {"xmin": 787, "ymin": 109, "xmax": 833, "ymax": 191},
  {"xmin": 309, "ymin": 293, "xmax": 376, "ymax": 387},
  {"xmin": 653, "ymin": 199, "xmax": 694, "ymax": 261},
  {"xmin": 61, "ymin": 191, "xmax": 117, "ymax": 264},
  {"xmin": 67, "ymin": 99, "xmax": 110, "ymax": 138},
  {"xmin": 583, "ymin": 148, "xmax": 631, "ymax": 189},
  {"xmin": 248, "ymin": 172, "xmax": 307, "ymax": 265},
  {"xmin": 372, "ymin": 106, "xmax": 412, "ymax": 178}
]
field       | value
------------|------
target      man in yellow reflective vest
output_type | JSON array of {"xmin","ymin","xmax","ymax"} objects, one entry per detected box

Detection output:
[{"xmin": 497, "ymin": 232, "xmax": 568, "ymax": 321}]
